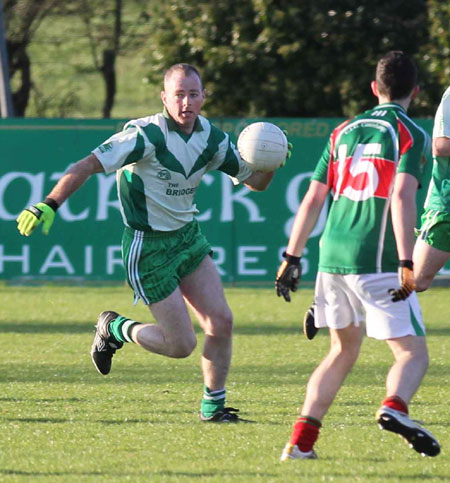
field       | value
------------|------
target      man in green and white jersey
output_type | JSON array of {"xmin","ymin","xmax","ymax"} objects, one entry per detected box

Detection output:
[
  {"xmin": 16, "ymin": 63, "xmax": 282, "ymax": 422},
  {"xmin": 414, "ymin": 85, "xmax": 450, "ymax": 290},
  {"xmin": 276, "ymin": 52, "xmax": 440, "ymax": 461}
]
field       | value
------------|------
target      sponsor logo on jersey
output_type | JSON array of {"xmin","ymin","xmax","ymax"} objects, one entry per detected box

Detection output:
[
  {"xmin": 166, "ymin": 187, "xmax": 197, "ymax": 196},
  {"xmin": 98, "ymin": 142, "xmax": 113, "ymax": 153},
  {"xmin": 157, "ymin": 169, "xmax": 171, "ymax": 180}
]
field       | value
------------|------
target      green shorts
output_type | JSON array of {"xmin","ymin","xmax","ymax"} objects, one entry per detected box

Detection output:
[
  {"xmin": 418, "ymin": 209, "xmax": 450, "ymax": 252},
  {"xmin": 122, "ymin": 219, "xmax": 211, "ymax": 305}
]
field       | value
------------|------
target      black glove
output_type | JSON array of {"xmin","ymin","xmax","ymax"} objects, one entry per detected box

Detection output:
[
  {"xmin": 388, "ymin": 260, "xmax": 416, "ymax": 302},
  {"xmin": 276, "ymin": 251, "xmax": 302, "ymax": 302}
]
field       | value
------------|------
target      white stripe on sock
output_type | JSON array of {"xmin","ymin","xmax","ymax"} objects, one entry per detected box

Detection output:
[
  {"xmin": 122, "ymin": 319, "xmax": 137, "ymax": 343},
  {"xmin": 203, "ymin": 388, "xmax": 226, "ymax": 401}
]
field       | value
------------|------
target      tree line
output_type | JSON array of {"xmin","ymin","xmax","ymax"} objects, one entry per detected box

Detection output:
[{"xmin": 3, "ymin": 0, "xmax": 449, "ymax": 118}]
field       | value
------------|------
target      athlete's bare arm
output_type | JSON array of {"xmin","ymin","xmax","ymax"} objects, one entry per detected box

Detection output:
[
  {"xmin": 286, "ymin": 180, "xmax": 329, "ymax": 257},
  {"xmin": 390, "ymin": 172, "xmax": 418, "ymax": 260},
  {"xmin": 433, "ymin": 137, "xmax": 450, "ymax": 157},
  {"xmin": 243, "ymin": 170, "xmax": 275, "ymax": 191},
  {"xmin": 47, "ymin": 154, "xmax": 104, "ymax": 205}
]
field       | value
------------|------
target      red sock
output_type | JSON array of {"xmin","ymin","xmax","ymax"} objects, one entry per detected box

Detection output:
[
  {"xmin": 382, "ymin": 395, "xmax": 408, "ymax": 414},
  {"xmin": 289, "ymin": 416, "xmax": 322, "ymax": 452}
]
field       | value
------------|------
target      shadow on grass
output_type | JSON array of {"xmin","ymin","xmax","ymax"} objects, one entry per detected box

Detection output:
[
  {"xmin": 4, "ymin": 416, "xmax": 164, "ymax": 424},
  {"xmin": 0, "ymin": 469, "xmax": 279, "ymax": 478},
  {"xmin": 0, "ymin": 470, "xmax": 103, "ymax": 477},
  {"xmin": 426, "ymin": 327, "xmax": 450, "ymax": 336},
  {"xmin": 0, "ymin": 365, "xmax": 198, "ymax": 385},
  {"xmin": 0, "ymin": 360, "xmax": 319, "ymax": 385},
  {"xmin": 3, "ymin": 319, "xmax": 450, "ymax": 337},
  {"xmin": 0, "ymin": 321, "xmax": 95, "ymax": 334},
  {"xmin": 2, "ymin": 405, "xmax": 205, "ymax": 425},
  {"xmin": 1, "ymin": 470, "xmax": 447, "ymax": 481},
  {"xmin": 3, "ymin": 414, "xmax": 258, "ymax": 426},
  {"xmin": 0, "ymin": 320, "xmax": 305, "ymax": 336},
  {"xmin": 0, "ymin": 396, "xmax": 84, "ymax": 403},
  {"xmin": 5, "ymin": 358, "xmax": 442, "ymax": 388}
]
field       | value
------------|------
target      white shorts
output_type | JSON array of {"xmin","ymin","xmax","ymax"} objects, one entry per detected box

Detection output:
[{"xmin": 314, "ymin": 272, "xmax": 425, "ymax": 340}]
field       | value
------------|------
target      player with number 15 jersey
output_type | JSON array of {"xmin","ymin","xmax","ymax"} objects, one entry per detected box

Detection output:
[
  {"xmin": 312, "ymin": 103, "xmax": 430, "ymax": 274},
  {"xmin": 276, "ymin": 51, "xmax": 440, "ymax": 462}
]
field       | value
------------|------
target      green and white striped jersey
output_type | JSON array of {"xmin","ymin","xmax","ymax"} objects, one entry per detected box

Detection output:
[
  {"xmin": 312, "ymin": 103, "xmax": 430, "ymax": 274},
  {"xmin": 424, "ymin": 86, "xmax": 450, "ymax": 212},
  {"xmin": 93, "ymin": 111, "xmax": 253, "ymax": 231}
]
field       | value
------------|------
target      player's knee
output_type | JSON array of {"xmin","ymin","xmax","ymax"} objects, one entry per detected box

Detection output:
[
  {"xmin": 331, "ymin": 344, "xmax": 360, "ymax": 365},
  {"xmin": 169, "ymin": 335, "xmax": 197, "ymax": 358},
  {"xmin": 399, "ymin": 342, "xmax": 429, "ymax": 370},
  {"xmin": 208, "ymin": 311, "xmax": 234, "ymax": 338}
]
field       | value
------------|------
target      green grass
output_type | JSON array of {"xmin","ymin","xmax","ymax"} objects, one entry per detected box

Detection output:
[{"xmin": 0, "ymin": 285, "xmax": 449, "ymax": 482}]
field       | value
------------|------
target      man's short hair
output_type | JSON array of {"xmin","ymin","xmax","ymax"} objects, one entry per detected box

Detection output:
[
  {"xmin": 376, "ymin": 51, "xmax": 417, "ymax": 100},
  {"xmin": 164, "ymin": 63, "xmax": 203, "ymax": 89}
]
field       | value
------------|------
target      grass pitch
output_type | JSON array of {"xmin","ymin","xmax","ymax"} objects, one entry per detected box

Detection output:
[{"xmin": 0, "ymin": 285, "xmax": 449, "ymax": 482}]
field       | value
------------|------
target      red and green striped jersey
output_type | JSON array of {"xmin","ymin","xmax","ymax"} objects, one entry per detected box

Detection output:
[{"xmin": 312, "ymin": 103, "xmax": 430, "ymax": 274}]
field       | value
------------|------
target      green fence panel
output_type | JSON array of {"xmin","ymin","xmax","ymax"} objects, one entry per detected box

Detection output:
[{"xmin": 0, "ymin": 117, "xmax": 443, "ymax": 285}]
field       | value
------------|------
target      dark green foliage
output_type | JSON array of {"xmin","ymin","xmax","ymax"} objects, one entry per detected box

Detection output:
[
  {"xmin": 145, "ymin": 0, "xmax": 437, "ymax": 117},
  {"xmin": 422, "ymin": 0, "xmax": 450, "ymax": 102},
  {"xmin": 2, "ymin": 0, "xmax": 448, "ymax": 117}
]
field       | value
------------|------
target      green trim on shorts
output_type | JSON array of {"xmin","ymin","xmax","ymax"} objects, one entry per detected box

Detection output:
[
  {"xmin": 418, "ymin": 209, "xmax": 450, "ymax": 252},
  {"xmin": 121, "ymin": 219, "xmax": 211, "ymax": 305},
  {"xmin": 409, "ymin": 306, "xmax": 425, "ymax": 336}
]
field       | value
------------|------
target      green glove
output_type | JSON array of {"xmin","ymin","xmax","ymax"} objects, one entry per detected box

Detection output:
[
  {"xmin": 16, "ymin": 200, "xmax": 58, "ymax": 236},
  {"xmin": 281, "ymin": 130, "xmax": 293, "ymax": 168}
]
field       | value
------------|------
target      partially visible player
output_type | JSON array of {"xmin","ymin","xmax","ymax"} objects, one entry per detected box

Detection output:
[
  {"xmin": 16, "ymin": 63, "xmax": 287, "ymax": 423},
  {"xmin": 276, "ymin": 51, "xmax": 440, "ymax": 460},
  {"xmin": 414, "ymin": 86, "xmax": 450, "ymax": 290},
  {"xmin": 303, "ymin": 86, "xmax": 450, "ymax": 338}
]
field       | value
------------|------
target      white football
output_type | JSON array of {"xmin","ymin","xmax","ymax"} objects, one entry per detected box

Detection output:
[{"xmin": 237, "ymin": 122, "xmax": 288, "ymax": 172}]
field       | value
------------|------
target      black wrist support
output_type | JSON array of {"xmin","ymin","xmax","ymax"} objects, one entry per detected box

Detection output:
[
  {"xmin": 282, "ymin": 251, "xmax": 301, "ymax": 263},
  {"xmin": 43, "ymin": 197, "xmax": 60, "ymax": 212},
  {"xmin": 399, "ymin": 260, "xmax": 413, "ymax": 269}
]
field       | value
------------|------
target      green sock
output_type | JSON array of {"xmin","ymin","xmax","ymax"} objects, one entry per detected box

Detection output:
[
  {"xmin": 201, "ymin": 386, "xmax": 226, "ymax": 417},
  {"xmin": 109, "ymin": 316, "xmax": 139, "ymax": 343}
]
